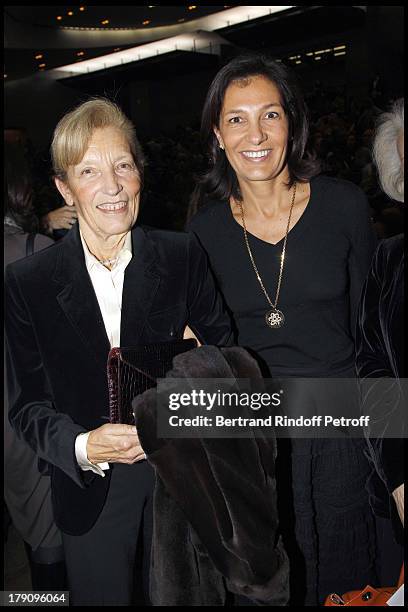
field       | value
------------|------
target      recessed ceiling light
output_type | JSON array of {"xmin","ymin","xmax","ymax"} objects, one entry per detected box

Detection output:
[
  {"xmin": 79, "ymin": 6, "xmax": 85, "ymax": 11},
  {"xmin": 4, "ymin": 74, "xmax": 7, "ymax": 78},
  {"xmin": 67, "ymin": 11, "xmax": 74, "ymax": 16},
  {"xmin": 188, "ymin": 6, "xmax": 197, "ymax": 10},
  {"xmin": 56, "ymin": 16, "xmax": 62, "ymax": 21},
  {"xmin": 101, "ymin": 19, "xmax": 109, "ymax": 25},
  {"xmin": 113, "ymin": 47, "xmax": 121, "ymax": 52},
  {"xmin": 39, "ymin": 63, "xmax": 46, "ymax": 68},
  {"xmin": 35, "ymin": 53, "xmax": 43, "ymax": 60},
  {"xmin": 77, "ymin": 51, "xmax": 85, "ymax": 57},
  {"xmin": 178, "ymin": 18, "xmax": 185, "ymax": 22},
  {"xmin": 143, "ymin": 20, "xmax": 150, "ymax": 25}
]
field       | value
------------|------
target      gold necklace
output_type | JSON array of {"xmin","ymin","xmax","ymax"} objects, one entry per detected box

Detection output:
[{"xmin": 238, "ymin": 182, "xmax": 297, "ymax": 329}]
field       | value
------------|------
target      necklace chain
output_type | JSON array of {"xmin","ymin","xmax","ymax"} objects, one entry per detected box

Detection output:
[
  {"xmin": 99, "ymin": 257, "xmax": 118, "ymax": 267},
  {"xmin": 238, "ymin": 182, "xmax": 297, "ymax": 310}
]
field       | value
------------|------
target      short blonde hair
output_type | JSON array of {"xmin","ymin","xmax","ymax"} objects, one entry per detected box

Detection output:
[
  {"xmin": 51, "ymin": 97, "xmax": 144, "ymax": 182},
  {"xmin": 373, "ymin": 98, "xmax": 404, "ymax": 203}
]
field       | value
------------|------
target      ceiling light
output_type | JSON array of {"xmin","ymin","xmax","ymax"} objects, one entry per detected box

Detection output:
[
  {"xmin": 56, "ymin": 16, "xmax": 62, "ymax": 21},
  {"xmin": 101, "ymin": 19, "xmax": 110, "ymax": 25},
  {"xmin": 188, "ymin": 6, "xmax": 197, "ymax": 10},
  {"xmin": 39, "ymin": 63, "xmax": 46, "ymax": 68},
  {"xmin": 67, "ymin": 11, "xmax": 74, "ymax": 16},
  {"xmin": 51, "ymin": 8, "xmax": 295, "ymax": 78},
  {"xmin": 4, "ymin": 74, "xmax": 7, "ymax": 78},
  {"xmin": 77, "ymin": 51, "xmax": 85, "ymax": 57},
  {"xmin": 178, "ymin": 18, "xmax": 185, "ymax": 22},
  {"xmin": 295, "ymin": 60, "xmax": 301, "ymax": 64},
  {"xmin": 334, "ymin": 45, "xmax": 346, "ymax": 51},
  {"xmin": 314, "ymin": 56, "xmax": 321, "ymax": 61},
  {"xmin": 113, "ymin": 48, "xmax": 121, "ymax": 52},
  {"xmin": 334, "ymin": 51, "xmax": 346, "ymax": 56},
  {"xmin": 79, "ymin": 6, "xmax": 85, "ymax": 11},
  {"xmin": 143, "ymin": 20, "xmax": 151, "ymax": 25},
  {"xmin": 35, "ymin": 54, "xmax": 43, "ymax": 60}
]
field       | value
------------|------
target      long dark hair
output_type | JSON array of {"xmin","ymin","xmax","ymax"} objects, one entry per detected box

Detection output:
[
  {"xmin": 4, "ymin": 142, "xmax": 39, "ymax": 233},
  {"xmin": 188, "ymin": 53, "xmax": 320, "ymax": 219}
]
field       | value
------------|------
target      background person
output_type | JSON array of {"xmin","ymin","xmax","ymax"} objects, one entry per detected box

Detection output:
[
  {"xmin": 356, "ymin": 97, "xmax": 404, "ymax": 586},
  {"xmin": 4, "ymin": 142, "xmax": 66, "ymax": 590},
  {"xmin": 5, "ymin": 98, "xmax": 232, "ymax": 606},
  {"xmin": 188, "ymin": 53, "xmax": 378, "ymax": 606}
]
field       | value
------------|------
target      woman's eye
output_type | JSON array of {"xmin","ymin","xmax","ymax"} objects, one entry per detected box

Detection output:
[
  {"xmin": 228, "ymin": 116, "xmax": 242, "ymax": 124},
  {"xmin": 265, "ymin": 111, "xmax": 279, "ymax": 119},
  {"xmin": 81, "ymin": 168, "xmax": 94, "ymax": 175}
]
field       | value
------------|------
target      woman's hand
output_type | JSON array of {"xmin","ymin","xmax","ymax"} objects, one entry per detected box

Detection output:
[
  {"xmin": 87, "ymin": 423, "xmax": 146, "ymax": 464},
  {"xmin": 41, "ymin": 205, "xmax": 77, "ymax": 233},
  {"xmin": 183, "ymin": 325, "xmax": 201, "ymax": 346},
  {"xmin": 392, "ymin": 483, "xmax": 404, "ymax": 527}
]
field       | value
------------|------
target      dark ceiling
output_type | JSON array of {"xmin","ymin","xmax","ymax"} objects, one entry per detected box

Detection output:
[
  {"xmin": 4, "ymin": 5, "xmax": 231, "ymax": 80},
  {"xmin": 4, "ymin": 6, "xmax": 367, "ymax": 82},
  {"xmin": 4, "ymin": 5, "xmax": 228, "ymax": 29}
]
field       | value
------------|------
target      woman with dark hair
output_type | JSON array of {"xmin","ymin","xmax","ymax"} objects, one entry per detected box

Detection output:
[
  {"xmin": 4, "ymin": 142, "xmax": 66, "ymax": 590},
  {"xmin": 188, "ymin": 54, "xmax": 378, "ymax": 605}
]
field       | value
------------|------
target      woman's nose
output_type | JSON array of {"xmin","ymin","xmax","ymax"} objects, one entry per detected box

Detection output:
[
  {"xmin": 247, "ymin": 120, "xmax": 267, "ymax": 146},
  {"xmin": 102, "ymin": 169, "xmax": 123, "ymax": 195}
]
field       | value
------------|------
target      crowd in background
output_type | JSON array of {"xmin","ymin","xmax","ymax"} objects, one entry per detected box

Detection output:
[{"xmin": 7, "ymin": 81, "xmax": 404, "ymax": 238}]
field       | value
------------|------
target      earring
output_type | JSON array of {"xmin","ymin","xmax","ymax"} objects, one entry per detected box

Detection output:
[{"xmin": 219, "ymin": 142, "xmax": 224, "ymax": 150}]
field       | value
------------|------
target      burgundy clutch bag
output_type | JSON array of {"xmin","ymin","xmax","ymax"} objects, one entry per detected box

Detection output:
[{"xmin": 107, "ymin": 339, "xmax": 197, "ymax": 425}]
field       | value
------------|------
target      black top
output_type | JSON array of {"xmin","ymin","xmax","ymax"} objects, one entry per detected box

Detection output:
[
  {"xmin": 356, "ymin": 234, "xmax": 404, "ymax": 538},
  {"xmin": 189, "ymin": 175, "xmax": 377, "ymax": 377}
]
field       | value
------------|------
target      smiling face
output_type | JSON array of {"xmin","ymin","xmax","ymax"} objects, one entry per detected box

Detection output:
[
  {"xmin": 214, "ymin": 75, "xmax": 290, "ymax": 186},
  {"xmin": 55, "ymin": 125, "xmax": 141, "ymax": 243}
]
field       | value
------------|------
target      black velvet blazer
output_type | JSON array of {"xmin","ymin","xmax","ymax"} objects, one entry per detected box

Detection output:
[
  {"xmin": 5, "ymin": 223, "xmax": 232, "ymax": 535},
  {"xmin": 355, "ymin": 234, "xmax": 404, "ymax": 539}
]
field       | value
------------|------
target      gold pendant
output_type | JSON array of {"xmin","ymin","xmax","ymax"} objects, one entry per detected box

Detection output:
[{"xmin": 266, "ymin": 308, "xmax": 284, "ymax": 328}]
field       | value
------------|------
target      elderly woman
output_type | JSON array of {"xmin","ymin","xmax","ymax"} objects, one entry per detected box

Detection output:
[
  {"xmin": 5, "ymin": 98, "xmax": 232, "ymax": 606},
  {"xmin": 356, "ymin": 98, "xmax": 404, "ymax": 585},
  {"xmin": 188, "ymin": 54, "xmax": 378, "ymax": 605}
]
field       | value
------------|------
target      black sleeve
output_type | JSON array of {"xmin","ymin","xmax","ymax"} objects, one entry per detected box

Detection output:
[
  {"xmin": 347, "ymin": 187, "xmax": 378, "ymax": 339},
  {"xmin": 4, "ymin": 265, "xmax": 89, "ymax": 488},
  {"xmin": 355, "ymin": 243, "xmax": 403, "ymax": 496},
  {"xmin": 186, "ymin": 232, "xmax": 233, "ymax": 346}
]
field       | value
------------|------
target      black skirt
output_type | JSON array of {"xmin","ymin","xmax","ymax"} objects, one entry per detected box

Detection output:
[{"xmin": 276, "ymin": 437, "xmax": 377, "ymax": 606}]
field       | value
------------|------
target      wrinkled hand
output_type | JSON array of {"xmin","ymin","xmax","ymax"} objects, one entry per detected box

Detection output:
[
  {"xmin": 392, "ymin": 483, "xmax": 404, "ymax": 527},
  {"xmin": 87, "ymin": 423, "xmax": 146, "ymax": 464},
  {"xmin": 43, "ymin": 205, "xmax": 77, "ymax": 232}
]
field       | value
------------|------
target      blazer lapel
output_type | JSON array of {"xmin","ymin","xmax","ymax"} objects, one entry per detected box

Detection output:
[
  {"xmin": 121, "ymin": 226, "xmax": 160, "ymax": 346},
  {"xmin": 53, "ymin": 225, "xmax": 110, "ymax": 369}
]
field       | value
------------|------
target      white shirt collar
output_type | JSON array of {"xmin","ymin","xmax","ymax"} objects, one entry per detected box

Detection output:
[{"xmin": 80, "ymin": 229, "xmax": 132, "ymax": 272}]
